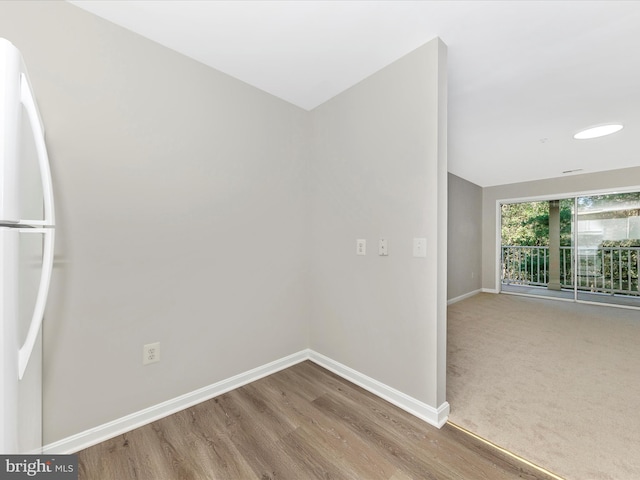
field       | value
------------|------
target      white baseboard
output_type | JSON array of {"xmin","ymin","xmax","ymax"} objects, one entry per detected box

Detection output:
[
  {"xmin": 43, "ymin": 350, "xmax": 309, "ymax": 454},
  {"xmin": 482, "ymin": 288, "xmax": 499, "ymax": 294},
  {"xmin": 447, "ymin": 289, "xmax": 482, "ymax": 305},
  {"xmin": 44, "ymin": 349, "xmax": 449, "ymax": 454},
  {"xmin": 308, "ymin": 351, "xmax": 449, "ymax": 428}
]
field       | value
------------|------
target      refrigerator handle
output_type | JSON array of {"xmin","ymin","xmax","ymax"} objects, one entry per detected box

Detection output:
[
  {"xmin": 18, "ymin": 228, "xmax": 55, "ymax": 380},
  {"xmin": 20, "ymin": 73, "xmax": 55, "ymax": 227}
]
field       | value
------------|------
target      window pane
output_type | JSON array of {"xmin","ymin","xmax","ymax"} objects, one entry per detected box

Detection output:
[{"xmin": 576, "ymin": 192, "xmax": 640, "ymax": 306}]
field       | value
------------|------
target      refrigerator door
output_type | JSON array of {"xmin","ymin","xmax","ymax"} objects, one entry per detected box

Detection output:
[
  {"xmin": 0, "ymin": 38, "xmax": 54, "ymax": 227},
  {"xmin": 0, "ymin": 38, "xmax": 22, "ymax": 223},
  {"xmin": 0, "ymin": 226, "xmax": 46, "ymax": 454},
  {"xmin": 0, "ymin": 227, "xmax": 20, "ymax": 453},
  {"xmin": 16, "ymin": 82, "xmax": 44, "ymax": 223}
]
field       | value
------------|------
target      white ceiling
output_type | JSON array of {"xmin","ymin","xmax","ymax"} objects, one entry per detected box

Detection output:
[{"xmin": 68, "ymin": 0, "xmax": 640, "ymax": 187}]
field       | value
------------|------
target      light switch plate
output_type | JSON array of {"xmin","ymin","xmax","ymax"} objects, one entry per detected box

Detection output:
[
  {"xmin": 379, "ymin": 238, "xmax": 388, "ymax": 256},
  {"xmin": 356, "ymin": 239, "xmax": 366, "ymax": 255},
  {"xmin": 413, "ymin": 238, "xmax": 427, "ymax": 257}
]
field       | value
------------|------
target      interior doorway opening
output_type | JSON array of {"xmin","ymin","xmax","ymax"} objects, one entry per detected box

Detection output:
[{"xmin": 500, "ymin": 191, "xmax": 640, "ymax": 308}]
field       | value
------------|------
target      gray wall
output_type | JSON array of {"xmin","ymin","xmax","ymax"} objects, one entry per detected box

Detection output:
[
  {"xmin": 482, "ymin": 166, "xmax": 640, "ymax": 291},
  {"xmin": 309, "ymin": 39, "xmax": 448, "ymax": 408},
  {"xmin": 0, "ymin": 1, "xmax": 310, "ymax": 443},
  {"xmin": 448, "ymin": 173, "xmax": 482, "ymax": 301}
]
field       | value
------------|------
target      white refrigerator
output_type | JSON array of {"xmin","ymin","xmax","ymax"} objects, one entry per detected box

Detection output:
[{"xmin": 0, "ymin": 38, "xmax": 55, "ymax": 454}]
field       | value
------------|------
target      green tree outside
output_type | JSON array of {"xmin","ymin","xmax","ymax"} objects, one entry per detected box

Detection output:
[{"xmin": 501, "ymin": 199, "xmax": 572, "ymax": 247}]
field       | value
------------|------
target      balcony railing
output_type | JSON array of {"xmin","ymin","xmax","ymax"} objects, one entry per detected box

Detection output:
[{"xmin": 501, "ymin": 245, "xmax": 640, "ymax": 296}]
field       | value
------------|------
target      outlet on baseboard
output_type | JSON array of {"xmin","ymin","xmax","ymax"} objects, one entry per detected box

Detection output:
[{"xmin": 143, "ymin": 342, "xmax": 160, "ymax": 365}]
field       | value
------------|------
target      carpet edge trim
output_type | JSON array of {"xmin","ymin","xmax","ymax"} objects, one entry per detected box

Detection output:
[{"xmin": 447, "ymin": 421, "xmax": 566, "ymax": 480}]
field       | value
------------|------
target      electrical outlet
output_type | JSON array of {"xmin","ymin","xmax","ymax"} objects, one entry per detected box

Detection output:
[{"xmin": 143, "ymin": 342, "xmax": 160, "ymax": 365}]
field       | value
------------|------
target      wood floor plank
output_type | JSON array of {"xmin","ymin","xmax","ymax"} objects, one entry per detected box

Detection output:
[
  {"xmin": 186, "ymin": 402, "xmax": 257, "ymax": 479},
  {"xmin": 257, "ymin": 378, "xmax": 398, "ymax": 479},
  {"xmin": 205, "ymin": 391, "xmax": 307, "ymax": 479},
  {"xmin": 278, "ymin": 427, "xmax": 361, "ymax": 480},
  {"xmin": 77, "ymin": 361, "xmax": 560, "ymax": 480},
  {"xmin": 311, "ymin": 391, "xmax": 446, "ymax": 480}
]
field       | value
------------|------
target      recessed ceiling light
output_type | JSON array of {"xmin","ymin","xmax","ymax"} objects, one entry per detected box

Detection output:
[{"xmin": 574, "ymin": 124, "xmax": 623, "ymax": 140}]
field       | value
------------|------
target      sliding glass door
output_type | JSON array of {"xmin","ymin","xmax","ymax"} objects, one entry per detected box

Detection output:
[
  {"xmin": 575, "ymin": 193, "xmax": 640, "ymax": 306},
  {"xmin": 501, "ymin": 198, "xmax": 574, "ymax": 299},
  {"xmin": 501, "ymin": 191, "xmax": 640, "ymax": 308}
]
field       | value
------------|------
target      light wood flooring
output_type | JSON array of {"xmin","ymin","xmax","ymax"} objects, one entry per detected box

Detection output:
[{"xmin": 78, "ymin": 361, "xmax": 556, "ymax": 479}]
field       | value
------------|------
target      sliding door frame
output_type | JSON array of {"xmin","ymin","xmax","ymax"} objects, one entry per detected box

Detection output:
[{"xmin": 497, "ymin": 184, "xmax": 640, "ymax": 310}]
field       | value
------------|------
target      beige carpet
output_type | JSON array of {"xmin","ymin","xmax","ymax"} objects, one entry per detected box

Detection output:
[{"xmin": 447, "ymin": 293, "xmax": 640, "ymax": 480}]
